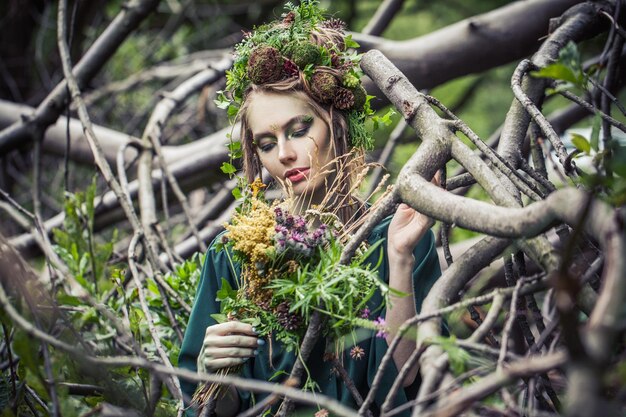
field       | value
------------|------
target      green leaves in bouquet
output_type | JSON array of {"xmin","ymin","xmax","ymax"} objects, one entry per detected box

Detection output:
[
  {"xmin": 268, "ymin": 238, "xmax": 387, "ymax": 340},
  {"xmin": 216, "ymin": 278, "xmax": 238, "ymax": 302}
]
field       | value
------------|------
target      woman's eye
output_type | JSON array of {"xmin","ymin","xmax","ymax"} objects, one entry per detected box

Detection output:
[
  {"xmin": 290, "ymin": 127, "xmax": 309, "ymax": 138},
  {"xmin": 258, "ymin": 142, "xmax": 276, "ymax": 153}
]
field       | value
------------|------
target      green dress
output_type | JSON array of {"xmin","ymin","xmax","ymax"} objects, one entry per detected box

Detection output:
[{"xmin": 178, "ymin": 215, "xmax": 441, "ymax": 416}]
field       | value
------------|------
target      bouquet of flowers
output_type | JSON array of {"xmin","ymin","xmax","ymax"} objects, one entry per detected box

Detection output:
[{"xmin": 192, "ymin": 179, "xmax": 391, "ymax": 405}]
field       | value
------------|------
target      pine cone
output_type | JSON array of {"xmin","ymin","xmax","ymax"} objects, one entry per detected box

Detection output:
[
  {"xmin": 283, "ymin": 59, "xmax": 299, "ymax": 77},
  {"xmin": 333, "ymin": 87, "xmax": 355, "ymax": 110},
  {"xmin": 283, "ymin": 11, "xmax": 296, "ymax": 25}
]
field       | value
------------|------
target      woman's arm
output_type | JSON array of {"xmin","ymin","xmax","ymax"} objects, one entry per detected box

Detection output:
[{"xmin": 385, "ymin": 203, "xmax": 435, "ymax": 387}]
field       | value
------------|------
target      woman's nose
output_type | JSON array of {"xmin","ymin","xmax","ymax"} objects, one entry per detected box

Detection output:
[{"xmin": 278, "ymin": 139, "xmax": 297, "ymax": 164}]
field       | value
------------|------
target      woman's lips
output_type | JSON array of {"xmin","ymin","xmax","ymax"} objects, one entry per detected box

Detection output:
[{"xmin": 285, "ymin": 168, "xmax": 310, "ymax": 183}]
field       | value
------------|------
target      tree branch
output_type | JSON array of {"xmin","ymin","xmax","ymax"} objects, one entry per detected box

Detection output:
[{"xmin": 0, "ymin": 0, "xmax": 160, "ymax": 154}]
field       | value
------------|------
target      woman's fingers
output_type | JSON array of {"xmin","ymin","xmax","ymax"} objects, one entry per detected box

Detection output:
[
  {"xmin": 201, "ymin": 357, "xmax": 249, "ymax": 372},
  {"xmin": 203, "ymin": 347, "xmax": 257, "ymax": 359},
  {"xmin": 203, "ymin": 334, "xmax": 261, "ymax": 349},
  {"xmin": 204, "ymin": 321, "xmax": 256, "ymax": 337},
  {"xmin": 197, "ymin": 321, "xmax": 263, "ymax": 372}
]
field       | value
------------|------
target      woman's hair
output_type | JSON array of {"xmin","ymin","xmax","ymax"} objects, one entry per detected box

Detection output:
[{"xmin": 239, "ymin": 79, "xmax": 364, "ymax": 226}]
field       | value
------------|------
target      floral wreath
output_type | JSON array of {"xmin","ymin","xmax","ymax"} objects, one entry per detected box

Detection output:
[{"xmin": 215, "ymin": 1, "xmax": 379, "ymax": 150}]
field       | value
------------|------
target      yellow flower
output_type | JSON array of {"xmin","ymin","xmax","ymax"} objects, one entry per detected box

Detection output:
[
  {"xmin": 250, "ymin": 177, "xmax": 266, "ymax": 198},
  {"xmin": 225, "ymin": 194, "xmax": 276, "ymax": 264}
]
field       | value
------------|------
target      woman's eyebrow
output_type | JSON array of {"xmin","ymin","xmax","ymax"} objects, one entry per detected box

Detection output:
[{"xmin": 252, "ymin": 115, "xmax": 313, "ymax": 141}]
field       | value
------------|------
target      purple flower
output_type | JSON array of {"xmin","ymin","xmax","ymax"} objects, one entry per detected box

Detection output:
[
  {"xmin": 290, "ymin": 231, "xmax": 305, "ymax": 243},
  {"xmin": 374, "ymin": 317, "xmax": 388, "ymax": 339},
  {"xmin": 285, "ymin": 215, "xmax": 294, "ymax": 228},
  {"xmin": 360, "ymin": 307, "xmax": 370, "ymax": 319},
  {"xmin": 294, "ymin": 217, "xmax": 307, "ymax": 232}
]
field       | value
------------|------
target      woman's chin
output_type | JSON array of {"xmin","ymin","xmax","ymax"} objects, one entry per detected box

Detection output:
[{"xmin": 287, "ymin": 180, "xmax": 323, "ymax": 199}]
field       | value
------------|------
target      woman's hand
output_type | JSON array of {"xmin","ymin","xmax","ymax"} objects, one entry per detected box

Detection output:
[
  {"xmin": 387, "ymin": 203, "xmax": 434, "ymax": 257},
  {"xmin": 387, "ymin": 172, "xmax": 440, "ymax": 257},
  {"xmin": 197, "ymin": 321, "xmax": 262, "ymax": 373}
]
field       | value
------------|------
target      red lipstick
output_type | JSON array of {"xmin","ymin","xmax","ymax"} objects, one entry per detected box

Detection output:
[{"xmin": 284, "ymin": 168, "xmax": 310, "ymax": 183}]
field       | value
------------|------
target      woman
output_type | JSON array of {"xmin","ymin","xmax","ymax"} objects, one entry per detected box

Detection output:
[{"xmin": 179, "ymin": 4, "xmax": 441, "ymax": 416}]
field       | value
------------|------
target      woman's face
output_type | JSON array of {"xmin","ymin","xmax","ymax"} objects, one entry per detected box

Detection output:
[{"xmin": 246, "ymin": 91, "xmax": 335, "ymax": 201}]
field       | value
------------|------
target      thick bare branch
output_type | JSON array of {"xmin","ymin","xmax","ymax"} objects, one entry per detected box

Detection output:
[
  {"xmin": 361, "ymin": 0, "xmax": 405, "ymax": 36},
  {"xmin": 0, "ymin": 0, "xmax": 160, "ymax": 154},
  {"xmin": 498, "ymin": 1, "xmax": 609, "ymax": 167},
  {"xmin": 354, "ymin": 0, "xmax": 586, "ymax": 98},
  {"xmin": 10, "ymin": 130, "xmax": 231, "ymax": 256}
]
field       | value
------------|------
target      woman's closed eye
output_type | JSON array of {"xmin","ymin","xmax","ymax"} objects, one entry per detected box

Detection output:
[
  {"xmin": 289, "ymin": 126, "xmax": 309, "ymax": 138},
  {"xmin": 257, "ymin": 141, "xmax": 276, "ymax": 153}
]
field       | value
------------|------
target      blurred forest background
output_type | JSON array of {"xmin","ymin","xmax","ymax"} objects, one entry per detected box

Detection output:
[{"xmin": 0, "ymin": 0, "xmax": 625, "ymax": 416}]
